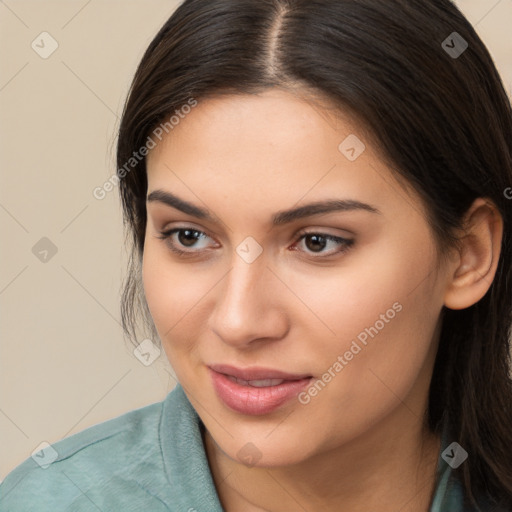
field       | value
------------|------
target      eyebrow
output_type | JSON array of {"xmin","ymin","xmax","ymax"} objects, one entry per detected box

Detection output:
[{"xmin": 147, "ymin": 189, "xmax": 381, "ymax": 226}]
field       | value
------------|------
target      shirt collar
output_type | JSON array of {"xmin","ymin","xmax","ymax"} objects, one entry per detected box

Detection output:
[
  {"xmin": 430, "ymin": 420, "xmax": 465, "ymax": 511},
  {"xmin": 160, "ymin": 384, "xmax": 467, "ymax": 512},
  {"xmin": 160, "ymin": 383, "xmax": 225, "ymax": 511}
]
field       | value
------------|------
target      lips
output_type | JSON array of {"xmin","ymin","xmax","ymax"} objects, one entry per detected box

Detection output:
[
  {"xmin": 208, "ymin": 364, "xmax": 313, "ymax": 415},
  {"xmin": 208, "ymin": 364, "xmax": 312, "ymax": 382}
]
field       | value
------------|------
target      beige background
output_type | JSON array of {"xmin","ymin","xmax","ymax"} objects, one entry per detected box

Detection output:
[{"xmin": 1, "ymin": 0, "xmax": 511, "ymax": 480}]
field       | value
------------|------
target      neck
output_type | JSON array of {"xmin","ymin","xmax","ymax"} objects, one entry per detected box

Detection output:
[{"xmin": 204, "ymin": 406, "xmax": 442, "ymax": 512}]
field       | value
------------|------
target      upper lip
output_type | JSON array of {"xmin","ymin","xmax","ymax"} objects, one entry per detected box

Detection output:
[{"xmin": 209, "ymin": 364, "xmax": 312, "ymax": 381}]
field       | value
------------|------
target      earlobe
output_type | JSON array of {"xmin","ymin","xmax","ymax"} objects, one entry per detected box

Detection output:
[{"xmin": 443, "ymin": 198, "xmax": 503, "ymax": 311}]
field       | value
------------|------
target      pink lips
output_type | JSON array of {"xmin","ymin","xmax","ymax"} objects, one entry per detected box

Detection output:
[{"xmin": 208, "ymin": 364, "xmax": 313, "ymax": 415}]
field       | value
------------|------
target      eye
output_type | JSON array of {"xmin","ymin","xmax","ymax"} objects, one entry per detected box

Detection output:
[
  {"xmin": 156, "ymin": 226, "xmax": 354, "ymax": 259},
  {"xmin": 293, "ymin": 231, "xmax": 354, "ymax": 257},
  {"xmin": 156, "ymin": 227, "xmax": 217, "ymax": 256}
]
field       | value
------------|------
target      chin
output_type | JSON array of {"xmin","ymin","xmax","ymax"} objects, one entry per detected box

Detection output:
[{"xmin": 219, "ymin": 434, "xmax": 317, "ymax": 469}]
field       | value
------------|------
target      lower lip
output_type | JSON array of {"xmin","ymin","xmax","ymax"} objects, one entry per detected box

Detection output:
[{"xmin": 209, "ymin": 369, "xmax": 312, "ymax": 415}]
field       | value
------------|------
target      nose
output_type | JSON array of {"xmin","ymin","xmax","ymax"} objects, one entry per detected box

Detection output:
[{"xmin": 208, "ymin": 250, "xmax": 290, "ymax": 349}]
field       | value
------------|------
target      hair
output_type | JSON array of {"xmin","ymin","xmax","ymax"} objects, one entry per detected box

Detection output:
[{"xmin": 116, "ymin": 0, "xmax": 512, "ymax": 509}]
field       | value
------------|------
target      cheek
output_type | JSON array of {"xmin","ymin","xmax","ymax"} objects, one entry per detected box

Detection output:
[
  {"xmin": 296, "ymin": 234, "xmax": 442, "ymax": 422},
  {"xmin": 141, "ymin": 240, "xmax": 207, "ymax": 361},
  {"xmin": 293, "ymin": 230, "xmax": 438, "ymax": 351}
]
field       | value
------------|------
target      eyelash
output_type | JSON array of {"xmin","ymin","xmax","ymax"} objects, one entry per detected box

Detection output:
[{"xmin": 156, "ymin": 227, "xmax": 354, "ymax": 259}]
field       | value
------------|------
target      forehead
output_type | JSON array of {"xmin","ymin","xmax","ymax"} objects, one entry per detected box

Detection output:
[
  {"xmin": 147, "ymin": 88, "xmax": 362, "ymax": 165},
  {"xmin": 145, "ymin": 89, "xmax": 421, "ymax": 224}
]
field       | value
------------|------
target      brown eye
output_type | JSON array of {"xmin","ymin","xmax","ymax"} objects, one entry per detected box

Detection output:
[
  {"xmin": 156, "ymin": 227, "xmax": 214, "ymax": 256},
  {"xmin": 304, "ymin": 234, "xmax": 328, "ymax": 252},
  {"xmin": 177, "ymin": 229, "xmax": 203, "ymax": 247},
  {"xmin": 295, "ymin": 232, "xmax": 354, "ymax": 257}
]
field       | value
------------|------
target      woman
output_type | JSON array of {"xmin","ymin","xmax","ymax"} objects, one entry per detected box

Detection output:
[{"xmin": 1, "ymin": 0, "xmax": 511, "ymax": 510}]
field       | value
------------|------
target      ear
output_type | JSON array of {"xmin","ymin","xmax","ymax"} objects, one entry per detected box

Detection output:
[{"xmin": 443, "ymin": 198, "xmax": 503, "ymax": 310}]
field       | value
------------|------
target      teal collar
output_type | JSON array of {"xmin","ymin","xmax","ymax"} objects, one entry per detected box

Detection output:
[
  {"xmin": 162, "ymin": 384, "xmax": 471, "ymax": 511},
  {"xmin": 430, "ymin": 420, "xmax": 465, "ymax": 511},
  {"xmin": 160, "ymin": 384, "xmax": 225, "ymax": 511}
]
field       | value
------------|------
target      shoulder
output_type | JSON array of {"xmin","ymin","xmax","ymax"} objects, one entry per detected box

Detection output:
[
  {"xmin": 0, "ymin": 399, "xmax": 167, "ymax": 511},
  {"xmin": 430, "ymin": 423, "xmax": 509, "ymax": 512}
]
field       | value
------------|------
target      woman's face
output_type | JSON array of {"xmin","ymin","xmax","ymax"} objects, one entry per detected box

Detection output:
[{"xmin": 143, "ymin": 88, "xmax": 450, "ymax": 466}]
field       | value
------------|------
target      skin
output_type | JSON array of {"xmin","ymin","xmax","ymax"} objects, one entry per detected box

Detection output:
[{"xmin": 142, "ymin": 88, "xmax": 502, "ymax": 512}]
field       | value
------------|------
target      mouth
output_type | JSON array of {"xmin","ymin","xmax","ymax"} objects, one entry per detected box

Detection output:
[
  {"xmin": 208, "ymin": 363, "xmax": 312, "ymax": 382},
  {"xmin": 208, "ymin": 364, "xmax": 313, "ymax": 415},
  {"xmin": 224, "ymin": 376, "xmax": 291, "ymax": 387}
]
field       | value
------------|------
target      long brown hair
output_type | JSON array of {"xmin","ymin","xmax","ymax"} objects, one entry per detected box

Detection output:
[{"xmin": 116, "ymin": 1, "xmax": 512, "ymax": 509}]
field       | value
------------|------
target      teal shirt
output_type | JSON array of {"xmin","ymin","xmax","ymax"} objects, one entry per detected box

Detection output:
[{"xmin": 0, "ymin": 384, "xmax": 483, "ymax": 511}]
